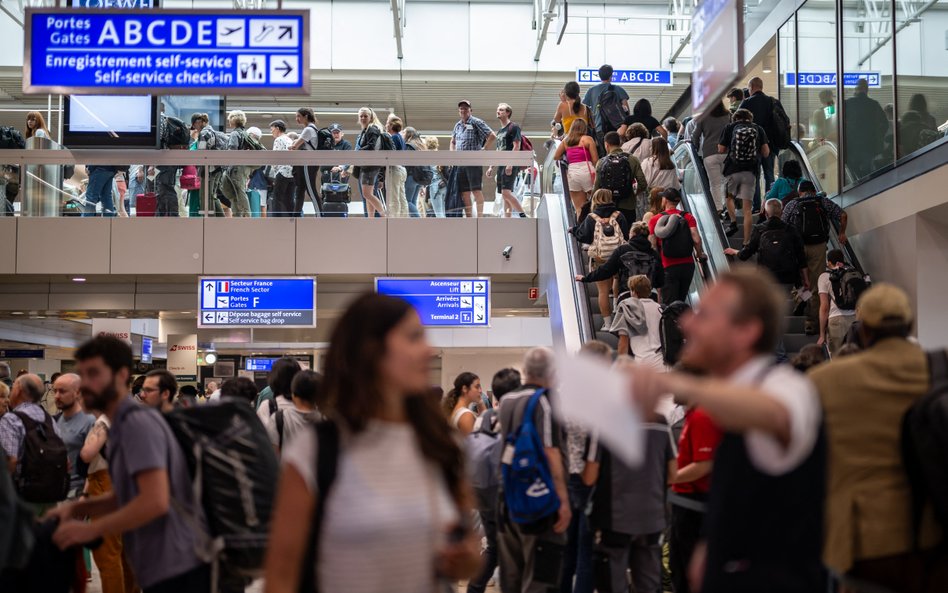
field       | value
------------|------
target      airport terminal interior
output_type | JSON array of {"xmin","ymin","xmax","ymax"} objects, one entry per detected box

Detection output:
[{"xmin": 0, "ymin": 0, "xmax": 947, "ymax": 592}]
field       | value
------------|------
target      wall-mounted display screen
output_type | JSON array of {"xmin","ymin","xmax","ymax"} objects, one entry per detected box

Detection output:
[{"xmin": 63, "ymin": 94, "xmax": 159, "ymax": 148}]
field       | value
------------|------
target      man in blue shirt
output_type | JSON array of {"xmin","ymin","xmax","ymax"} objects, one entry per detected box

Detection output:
[
  {"xmin": 582, "ymin": 64, "xmax": 630, "ymax": 144},
  {"xmin": 450, "ymin": 100, "xmax": 496, "ymax": 217}
]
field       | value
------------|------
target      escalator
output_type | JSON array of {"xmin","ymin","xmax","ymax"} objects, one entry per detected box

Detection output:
[{"xmin": 538, "ymin": 137, "xmax": 866, "ymax": 357}]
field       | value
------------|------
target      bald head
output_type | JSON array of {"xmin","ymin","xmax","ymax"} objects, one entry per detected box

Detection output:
[
  {"xmin": 749, "ymin": 77, "xmax": 763, "ymax": 92},
  {"xmin": 54, "ymin": 373, "xmax": 82, "ymax": 414}
]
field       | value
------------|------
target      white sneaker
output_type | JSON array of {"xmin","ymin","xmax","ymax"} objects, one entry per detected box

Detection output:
[{"xmin": 600, "ymin": 315, "xmax": 613, "ymax": 331}]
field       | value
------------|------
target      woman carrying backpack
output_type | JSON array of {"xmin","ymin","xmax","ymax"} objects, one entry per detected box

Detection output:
[
  {"xmin": 441, "ymin": 372, "xmax": 482, "ymax": 436},
  {"xmin": 571, "ymin": 189, "xmax": 630, "ymax": 330},
  {"xmin": 642, "ymin": 137, "xmax": 681, "ymax": 194},
  {"xmin": 263, "ymin": 294, "xmax": 480, "ymax": 593},
  {"xmin": 553, "ymin": 119, "xmax": 599, "ymax": 216}
]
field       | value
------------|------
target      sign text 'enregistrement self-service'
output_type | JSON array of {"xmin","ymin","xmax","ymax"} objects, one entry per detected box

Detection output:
[{"xmin": 24, "ymin": 8, "xmax": 309, "ymax": 95}]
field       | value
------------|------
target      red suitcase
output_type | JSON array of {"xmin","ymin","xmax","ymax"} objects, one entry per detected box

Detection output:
[{"xmin": 136, "ymin": 192, "xmax": 157, "ymax": 217}]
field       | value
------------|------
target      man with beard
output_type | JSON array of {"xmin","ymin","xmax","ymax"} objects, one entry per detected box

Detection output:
[
  {"xmin": 140, "ymin": 370, "xmax": 177, "ymax": 413},
  {"xmin": 624, "ymin": 267, "xmax": 825, "ymax": 593},
  {"xmin": 47, "ymin": 336, "xmax": 208, "ymax": 593},
  {"xmin": 52, "ymin": 373, "xmax": 95, "ymax": 498}
]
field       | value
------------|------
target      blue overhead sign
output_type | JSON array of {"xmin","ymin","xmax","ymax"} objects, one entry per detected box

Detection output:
[
  {"xmin": 24, "ymin": 8, "xmax": 309, "ymax": 95},
  {"xmin": 141, "ymin": 336, "xmax": 153, "ymax": 364},
  {"xmin": 199, "ymin": 277, "xmax": 317, "ymax": 328},
  {"xmin": 577, "ymin": 68, "xmax": 673, "ymax": 86},
  {"xmin": 70, "ymin": 0, "xmax": 159, "ymax": 7},
  {"xmin": 376, "ymin": 278, "xmax": 491, "ymax": 327},
  {"xmin": 245, "ymin": 358, "xmax": 275, "ymax": 372},
  {"xmin": 785, "ymin": 72, "xmax": 881, "ymax": 88},
  {"xmin": 0, "ymin": 349, "xmax": 45, "ymax": 359}
]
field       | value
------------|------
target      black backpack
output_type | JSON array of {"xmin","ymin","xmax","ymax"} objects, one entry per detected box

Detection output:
[
  {"xmin": 160, "ymin": 115, "xmax": 191, "ymax": 149},
  {"xmin": 405, "ymin": 144, "xmax": 435, "ymax": 185},
  {"xmin": 792, "ymin": 196, "xmax": 830, "ymax": 245},
  {"xmin": 0, "ymin": 127, "xmax": 26, "ymax": 149},
  {"xmin": 304, "ymin": 124, "xmax": 333, "ymax": 151},
  {"xmin": 757, "ymin": 226, "xmax": 797, "ymax": 278},
  {"xmin": 596, "ymin": 85, "xmax": 627, "ymax": 131},
  {"xmin": 163, "ymin": 402, "xmax": 279, "ymax": 578},
  {"xmin": 727, "ymin": 123, "xmax": 760, "ymax": 168},
  {"xmin": 829, "ymin": 266, "xmax": 869, "ymax": 311},
  {"xmin": 901, "ymin": 349, "xmax": 948, "ymax": 549},
  {"xmin": 658, "ymin": 214, "xmax": 694, "ymax": 260},
  {"xmin": 769, "ymin": 97, "xmax": 792, "ymax": 150},
  {"xmin": 619, "ymin": 249, "xmax": 655, "ymax": 289},
  {"xmin": 598, "ymin": 153, "xmax": 633, "ymax": 201},
  {"xmin": 11, "ymin": 412, "xmax": 69, "ymax": 504},
  {"xmin": 660, "ymin": 302, "xmax": 691, "ymax": 366}
]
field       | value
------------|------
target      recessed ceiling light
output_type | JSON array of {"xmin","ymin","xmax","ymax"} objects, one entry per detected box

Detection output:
[
  {"xmin": 180, "ymin": 311, "xmax": 191, "ymax": 314},
  {"xmin": 11, "ymin": 311, "xmax": 23, "ymax": 315},
  {"xmin": 72, "ymin": 277, "xmax": 86, "ymax": 282}
]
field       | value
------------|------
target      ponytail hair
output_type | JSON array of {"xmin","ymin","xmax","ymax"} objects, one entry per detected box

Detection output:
[
  {"xmin": 564, "ymin": 81, "xmax": 582, "ymax": 115},
  {"xmin": 441, "ymin": 371, "xmax": 479, "ymax": 417}
]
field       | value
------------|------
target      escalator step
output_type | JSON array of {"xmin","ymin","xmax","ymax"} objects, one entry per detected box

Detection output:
[{"xmin": 784, "ymin": 333, "xmax": 818, "ymax": 352}]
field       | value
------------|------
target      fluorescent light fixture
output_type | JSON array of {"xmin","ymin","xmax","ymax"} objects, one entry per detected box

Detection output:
[
  {"xmin": 72, "ymin": 277, "xmax": 86, "ymax": 282},
  {"xmin": 11, "ymin": 311, "xmax": 23, "ymax": 315}
]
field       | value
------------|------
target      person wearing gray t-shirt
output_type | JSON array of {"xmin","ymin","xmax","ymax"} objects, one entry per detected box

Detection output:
[
  {"xmin": 48, "ymin": 337, "xmax": 208, "ymax": 592},
  {"xmin": 52, "ymin": 373, "xmax": 95, "ymax": 495}
]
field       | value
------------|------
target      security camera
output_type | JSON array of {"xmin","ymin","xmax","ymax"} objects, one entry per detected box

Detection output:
[{"xmin": 502, "ymin": 245, "xmax": 513, "ymax": 260}]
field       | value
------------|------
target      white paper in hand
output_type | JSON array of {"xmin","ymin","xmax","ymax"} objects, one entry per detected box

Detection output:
[{"xmin": 552, "ymin": 352, "xmax": 644, "ymax": 467}]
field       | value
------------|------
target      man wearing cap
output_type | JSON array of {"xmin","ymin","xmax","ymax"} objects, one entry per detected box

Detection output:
[
  {"xmin": 323, "ymin": 123, "xmax": 353, "ymax": 185},
  {"xmin": 450, "ymin": 100, "xmax": 496, "ymax": 217},
  {"xmin": 810, "ymin": 283, "xmax": 947, "ymax": 592}
]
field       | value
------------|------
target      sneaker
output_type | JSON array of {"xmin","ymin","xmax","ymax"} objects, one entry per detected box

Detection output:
[{"xmin": 725, "ymin": 221, "xmax": 739, "ymax": 237}]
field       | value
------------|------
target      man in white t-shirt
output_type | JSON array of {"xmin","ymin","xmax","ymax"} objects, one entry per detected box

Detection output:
[
  {"xmin": 610, "ymin": 275, "xmax": 666, "ymax": 370},
  {"xmin": 625, "ymin": 267, "xmax": 825, "ymax": 593},
  {"xmin": 818, "ymin": 249, "xmax": 857, "ymax": 356}
]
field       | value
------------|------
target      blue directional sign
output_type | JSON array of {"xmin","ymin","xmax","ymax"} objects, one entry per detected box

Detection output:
[
  {"xmin": 376, "ymin": 278, "xmax": 491, "ymax": 327},
  {"xmin": 24, "ymin": 9, "xmax": 309, "ymax": 95},
  {"xmin": 141, "ymin": 336, "xmax": 153, "ymax": 364},
  {"xmin": 71, "ymin": 0, "xmax": 159, "ymax": 8},
  {"xmin": 245, "ymin": 358, "xmax": 276, "ymax": 372},
  {"xmin": 577, "ymin": 68, "xmax": 673, "ymax": 86},
  {"xmin": 0, "ymin": 349, "xmax": 45, "ymax": 359},
  {"xmin": 785, "ymin": 72, "xmax": 881, "ymax": 88},
  {"xmin": 199, "ymin": 277, "xmax": 316, "ymax": 328}
]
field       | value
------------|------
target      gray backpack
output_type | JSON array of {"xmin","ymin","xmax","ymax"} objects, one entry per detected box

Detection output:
[{"xmin": 463, "ymin": 409, "xmax": 502, "ymax": 490}]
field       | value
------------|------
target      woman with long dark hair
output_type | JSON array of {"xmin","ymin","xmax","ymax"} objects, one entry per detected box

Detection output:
[
  {"xmin": 264, "ymin": 294, "xmax": 480, "ymax": 593},
  {"xmin": 642, "ymin": 137, "xmax": 680, "ymax": 193},
  {"xmin": 441, "ymin": 372, "xmax": 482, "ymax": 435},
  {"xmin": 553, "ymin": 118, "xmax": 599, "ymax": 215},
  {"xmin": 553, "ymin": 81, "xmax": 593, "ymax": 138}
]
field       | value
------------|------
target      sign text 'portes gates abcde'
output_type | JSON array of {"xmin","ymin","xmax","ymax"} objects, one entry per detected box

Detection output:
[
  {"xmin": 24, "ymin": 8, "xmax": 309, "ymax": 95},
  {"xmin": 576, "ymin": 68, "xmax": 673, "ymax": 86},
  {"xmin": 376, "ymin": 278, "xmax": 491, "ymax": 327},
  {"xmin": 199, "ymin": 277, "xmax": 317, "ymax": 329},
  {"xmin": 784, "ymin": 72, "xmax": 882, "ymax": 89}
]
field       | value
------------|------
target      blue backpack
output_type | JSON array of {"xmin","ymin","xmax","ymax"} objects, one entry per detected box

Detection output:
[{"xmin": 501, "ymin": 389, "xmax": 561, "ymax": 525}]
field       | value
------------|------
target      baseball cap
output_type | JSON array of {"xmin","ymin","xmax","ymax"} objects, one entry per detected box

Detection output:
[
  {"xmin": 856, "ymin": 283, "xmax": 913, "ymax": 328},
  {"xmin": 328, "ymin": 123, "xmax": 342, "ymax": 132},
  {"xmin": 458, "ymin": 100, "xmax": 472, "ymax": 108}
]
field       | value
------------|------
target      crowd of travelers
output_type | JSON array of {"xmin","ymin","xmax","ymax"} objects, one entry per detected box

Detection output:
[
  {"xmin": 0, "ymin": 269, "xmax": 945, "ymax": 593},
  {"xmin": 2, "ymin": 102, "xmax": 536, "ymax": 219}
]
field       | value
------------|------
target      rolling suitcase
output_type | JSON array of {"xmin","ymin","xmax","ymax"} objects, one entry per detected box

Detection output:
[
  {"xmin": 321, "ymin": 202, "xmax": 348, "ymax": 218},
  {"xmin": 136, "ymin": 192, "xmax": 157, "ymax": 217},
  {"xmin": 321, "ymin": 172, "xmax": 351, "ymax": 204}
]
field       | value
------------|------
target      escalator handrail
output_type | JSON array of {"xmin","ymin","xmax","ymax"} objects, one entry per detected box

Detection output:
[
  {"xmin": 672, "ymin": 140, "xmax": 729, "ymax": 282},
  {"xmin": 542, "ymin": 140, "xmax": 597, "ymax": 344},
  {"xmin": 788, "ymin": 141, "xmax": 868, "ymax": 277}
]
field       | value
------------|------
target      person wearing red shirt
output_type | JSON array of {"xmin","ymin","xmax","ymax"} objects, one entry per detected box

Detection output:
[
  {"xmin": 647, "ymin": 188, "xmax": 704, "ymax": 305},
  {"xmin": 667, "ymin": 404, "xmax": 723, "ymax": 593}
]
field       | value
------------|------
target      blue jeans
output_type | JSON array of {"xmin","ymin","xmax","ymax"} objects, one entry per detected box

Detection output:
[
  {"xmin": 753, "ymin": 151, "xmax": 777, "ymax": 211},
  {"xmin": 426, "ymin": 176, "xmax": 446, "ymax": 218},
  {"xmin": 126, "ymin": 178, "xmax": 145, "ymax": 210},
  {"xmin": 404, "ymin": 175, "xmax": 422, "ymax": 218},
  {"xmin": 85, "ymin": 168, "xmax": 115, "ymax": 216},
  {"xmin": 561, "ymin": 475, "xmax": 594, "ymax": 593}
]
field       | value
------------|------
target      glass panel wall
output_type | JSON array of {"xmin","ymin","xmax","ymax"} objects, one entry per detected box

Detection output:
[
  {"xmin": 841, "ymin": 0, "xmax": 896, "ymax": 184},
  {"xmin": 778, "ymin": 17, "xmax": 799, "ymax": 142},
  {"xmin": 797, "ymin": 0, "xmax": 840, "ymax": 196},
  {"xmin": 895, "ymin": 0, "xmax": 948, "ymax": 160}
]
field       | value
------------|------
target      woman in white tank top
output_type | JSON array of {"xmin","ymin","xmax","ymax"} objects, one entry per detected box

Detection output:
[{"xmin": 442, "ymin": 372, "xmax": 483, "ymax": 435}]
